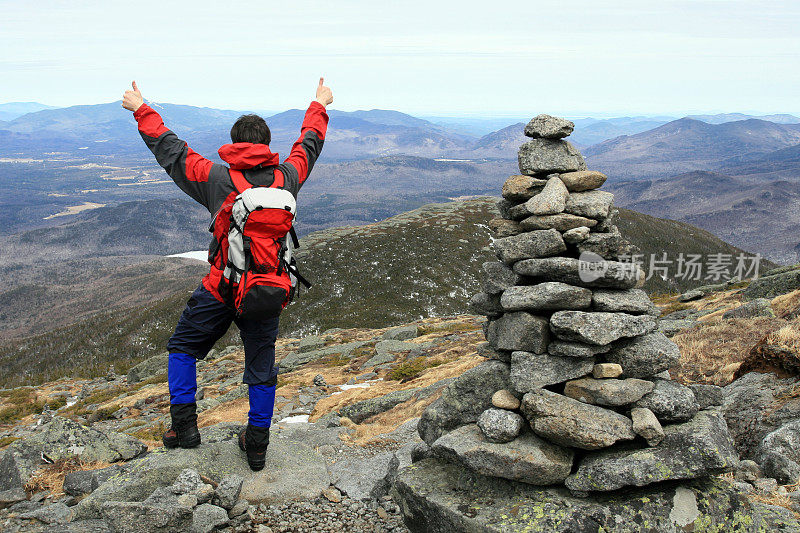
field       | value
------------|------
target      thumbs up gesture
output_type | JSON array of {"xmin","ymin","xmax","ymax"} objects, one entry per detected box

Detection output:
[
  {"xmin": 315, "ymin": 77, "xmax": 333, "ymax": 108},
  {"xmin": 122, "ymin": 81, "xmax": 144, "ymax": 112}
]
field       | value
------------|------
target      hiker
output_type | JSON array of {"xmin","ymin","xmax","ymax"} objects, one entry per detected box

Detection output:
[{"xmin": 122, "ymin": 78, "xmax": 332, "ymax": 470}]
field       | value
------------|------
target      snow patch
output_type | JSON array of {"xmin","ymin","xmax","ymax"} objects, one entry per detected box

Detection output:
[{"xmin": 167, "ymin": 250, "xmax": 207, "ymax": 261}]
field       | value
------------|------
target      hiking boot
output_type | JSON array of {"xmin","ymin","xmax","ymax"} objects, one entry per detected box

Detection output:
[
  {"xmin": 163, "ymin": 403, "xmax": 201, "ymax": 449},
  {"xmin": 238, "ymin": 424, "xmax": 269, "ymax": 471}
]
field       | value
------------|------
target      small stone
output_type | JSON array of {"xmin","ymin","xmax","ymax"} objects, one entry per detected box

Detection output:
[
  {"xmin": 563, "ymin": 226, "xmax": 590, "ymax": 244},
  {"xmin": 178, "ymin": 494, "xmax": 199, "ymax": 508},
  {"xmin": 377, "ymin": 506, "xmax": 389, "ymax": 520},
  {"xmin": 491, "ymin": 389, "xmax": 520, "ymax": 410},
  {"xmin": 502, "ymin": 174, "xmax": 547, "ymax": 201},
  {"xmin": 558, "ymin": 171, "xmax": 607, "ymax": 192},
  {"xmin": 477, "ymin": 342, "xmax": 511, "ymax": 363},
  {"xmin": 477, "ymin": 408, "xmax": 525, "ymax": 443},
  {"xmin": 488, "ymin": 218, "xmax": 522, "ymax": 238},
  {"xmin": 630, "ymin": 407, "xmax": 665, "ymax": 446},
  {"xmin": 215, "ymin": 474, "xmax": 244, "ymax": 510},
  {"xmin": 522, "ymin": 175, "xmax": 570, "ymax": 216},
  {"xmin": 524, "ymin": 114, "xmax": 575, "ymax": 139},
  {"xmin": 564, "ymin": 377, "xmax": 654, "ymax": 406},
  {"xmin": 228, "ymin": 499, "xmax": 248, "ymax": 518},
  {"xmin": 312, "ymin": 374, "xmax": 327, "ymax": 387},
  {"xmin": 593, "ymin": 363, "xmax": 623, "ymax": 378},
  {"xmin": 322, "ymin": 486, "xmax": 342, "ymax": 503},
  {"xmin": 192, "ymin": 503, "xmax": 229, "ymax": 533}
]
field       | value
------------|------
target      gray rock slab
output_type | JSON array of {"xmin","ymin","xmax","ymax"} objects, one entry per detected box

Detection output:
[
  {"xmin": 486, "ymin": 312, "xmax": 550, "ymax": 353},
  {"xmin": 501, "ymin": 174, "xmax": 548, "ymax": 202},
  {"xmin": 635, "ymin": 380, "xmax": 699, "ymax": 422},
  {"xmin": 631, "ymin": 407, "xmax": 664, "ymax": 446},
  {"xmin": 492, "ymin": 229, "xmax": 566, "ymax": 265},
  {"xmin": 330, "ymin": 451, "xmax": 398, "ymax": 502},
  {"xmin": 101, "ymin": 500, "xmax": 192, "ymax": 533},
  {"xmin": 511, "ymin": 351, "xmax": 594, "ymax": 393},
  {"xmin": 558, "ymin": 170, "xmax": 607, "ymax": 192},
  {"xmin": 501, "ymin": 282, "xmax": 591, "ymax": 312},
  {"xmin": 418, "ymin": 361, "xmax": 510, "ymax": 445},
  {"xmin": 689, "ymin": 384, "xmax": 724, "ymax": 409},
  {"xmin": 564, "ymin": 377, "xmax": 654, "ymax": 406},
  {"xmin": 565, "ymin": 410, "xmax": 738, "ymax": 492},
  {"xmin": 742, "ymin": 269, "xmax": 800, "ymax": 300},
  {"xmin": 564, "ymin": 190, "xmax": 614, "ymax": 220},
  {"xmin": 604, "ymin": 332, "xmax": 680, "ymax": 378},
  {"xmin": 518, "ymin": 138, "xmax": 587, "ymax": 175},
  {"xmin": 469, "ymin": 291, "xmax": 503, "ymax": 317},
  {"xmin": 592, "ymin": 289, "xmax": 658, "ymax": 315},
  {"xmin": 547, "ymin": 340, "xmax": 611, "ymax": 358},
  {"xmin": 521, "ymin": 389, "xmax": 636, "ymax": 450},
  {"xmin": 481, "ymin": 261, "xmax": 520, "ymax": 294},
  {"xmin": 192, "ymin": 503, "xmax": 229, "ymax": 533},
  {"xmin": 431, "ymin": 424, "xmax": 573, "ymax": 485},
  {"xmin": 382, "ymin": 325, "xmax": 419, "ymax": 341},
  {"xmin": 549, "ymin": 310, "xmax": 656, "ymax": 346},
  {"xmin": 520, "ymin": 212, "xmax": 597, "ymax": 232},
  {"xmin": 393, "ymin": 458, "xmax": 777, "ymax": 533},
  {"xmin": 513, "ymin": 256, "xmax": 644, "ymax": 289},
  {"xmin": 127, "ymin": 352, "xmax": 169, "ymax": 383}
]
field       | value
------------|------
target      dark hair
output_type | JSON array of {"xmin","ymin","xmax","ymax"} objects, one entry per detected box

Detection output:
[{"xmin": 230, "ymin": 114, "xmax": 271, "ymax": 145}]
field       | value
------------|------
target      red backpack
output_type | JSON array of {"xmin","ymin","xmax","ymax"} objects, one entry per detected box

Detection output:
[{"xmin": 208, "ymin": 170, "xmax": 311, "ymax": 318}]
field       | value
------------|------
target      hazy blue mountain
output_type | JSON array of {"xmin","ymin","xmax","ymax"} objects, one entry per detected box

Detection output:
[
  {"xmin": 584, "ymin": 118, "xmax": 800, "ymax": 180},
  {"xmin": 687, "ymin": 113, "xmax": 800, "ymax": 125},
  {"xmin": 0, "ymin": 102, "xmax": 60, "ymax": 121}
]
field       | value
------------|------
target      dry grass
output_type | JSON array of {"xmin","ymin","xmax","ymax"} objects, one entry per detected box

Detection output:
[
  {"xmin": 127, "ymin": 420, "xmax": 168, "ymax": 448},
  {"xmin": 25, "ymin": 457, "xmax": 112, "ymax": 498},
  {"xmin": 768, "ymin": 320, "xmax": 800, "ymax": 353},
  {"xmin": 671, "ymin": 316, "xmax": 788, "ymax": 385},
  {"xmin": 773, "ymin": 290, "xmax": 800, "ymax": 319}
]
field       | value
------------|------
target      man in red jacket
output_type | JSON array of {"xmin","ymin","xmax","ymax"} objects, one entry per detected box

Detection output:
[{"xmin": 122, "ymin": 79, "xmax": 332, "ymax": 470}]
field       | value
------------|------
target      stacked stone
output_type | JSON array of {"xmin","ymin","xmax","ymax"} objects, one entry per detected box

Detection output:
[{"xmin": 425, "ymin": 114, "xmax": 738, "ymax": 494}]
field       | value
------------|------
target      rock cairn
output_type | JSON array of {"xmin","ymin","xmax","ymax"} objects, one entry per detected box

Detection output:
[{"xmin": 419, "ymin": 114, "xmax": 739, "ymax": 494}]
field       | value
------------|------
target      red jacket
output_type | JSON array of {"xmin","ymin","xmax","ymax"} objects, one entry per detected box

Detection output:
[{"xmin": 133, "ymin": 101, "xmax": 329, "ymax": 303}]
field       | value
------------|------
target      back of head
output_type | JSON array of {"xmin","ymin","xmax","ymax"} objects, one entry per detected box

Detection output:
[{"xmin": 231, "ymin": 114, "xmax": 271, "ymax": 145}]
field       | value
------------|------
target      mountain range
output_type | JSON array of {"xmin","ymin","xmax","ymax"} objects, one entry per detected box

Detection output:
[{"xmin": 1, "ymin": 101, "xmax": 799, "ymax": 264}]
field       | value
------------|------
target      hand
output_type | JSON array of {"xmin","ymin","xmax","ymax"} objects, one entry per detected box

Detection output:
[
  {"xmin": 122, "ymin": 81, "xmax": 144, "ymax": 112},
  {"xmin": 315, "ymin": 77, "xmax": 333, "ymax": 108}
]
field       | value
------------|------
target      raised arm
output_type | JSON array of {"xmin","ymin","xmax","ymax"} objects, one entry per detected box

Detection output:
[
  {"xmin": 283, "ymin": 78, "xmax": 332, "ymax": 187},
  {"xmin": 122, "ymin": 81, "xmax": 214, "ymax": 210}
]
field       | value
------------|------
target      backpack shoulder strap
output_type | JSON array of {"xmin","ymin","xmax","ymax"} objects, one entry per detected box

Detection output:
[
  {"xmin": 271, "ymin": 168, "xmax": 285, "ymax": 189},
  {"xmin": 230, "ymin": 169, "xmax": 251, "ymax": 194}
]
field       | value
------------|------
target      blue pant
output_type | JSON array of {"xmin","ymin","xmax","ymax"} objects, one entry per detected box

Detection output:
[{"xmin": 166, "ymin": 284, "xmax": 280, "ymax": 427}]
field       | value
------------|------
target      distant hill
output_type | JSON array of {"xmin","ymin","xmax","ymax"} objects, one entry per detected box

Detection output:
[
  {"xmin": 585, "ymin": 118, "xmax": 800, "ymax": 180},
  {"xmin": 687, "ymin": 113, "xmax": 800, "ymax": 125},
  {"xmin": 471, "ymin": 123, "xmax": 526, "ymax": 158},
  {"xmin": 0, "ymin": 102, "xmax": 59, "ymax": 121},
  {"xmin": 608, "ymin": 171, "xmax": 800, "ymax": 264}
]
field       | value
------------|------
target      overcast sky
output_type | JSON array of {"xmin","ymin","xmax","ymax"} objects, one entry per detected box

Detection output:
[{"xmin": 1, "ymin": 0, "xmax": 798, "ymax": 117}]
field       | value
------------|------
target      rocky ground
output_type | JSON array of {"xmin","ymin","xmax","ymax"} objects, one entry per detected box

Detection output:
[
  {"xmin": 1, "ymin": 264, "xmax": 800, "ymax": 531},
  {"xmin": 0, "ymin": 316, "xmax": 485, "ymax": 532}
]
